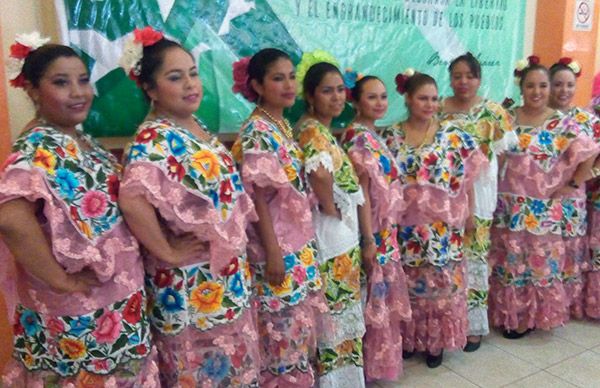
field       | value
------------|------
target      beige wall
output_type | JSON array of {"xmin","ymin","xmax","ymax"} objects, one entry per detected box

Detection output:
[{"xmin": 1, "ymin": 0, "xmax": 58, "ymax": 139}]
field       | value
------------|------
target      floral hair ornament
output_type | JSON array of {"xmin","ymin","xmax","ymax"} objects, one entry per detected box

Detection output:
[
  {"xmin": 557, "ymin": 57, "xmax": 582, "ymax": 77},
  {"xmin": 343, "ymin": 68, "xmax": 364, "ymax": 101},
  {"xmin": 295, "ymin": 49, "xmax": 339, "ymax": 97},
  {"xmin": 119, "ymin": 26, "xmax": 164, "ymax": 83},
  {"xmin": 7, "ymin": 31, "xmax": 50, "ymax": 88},
  {"xmin": 513, "ymin": 55, "xmax": 540, "ymax": 84},
  {"xmin": 232, "ymin": 56, "xmax": 258, "ymax": 102},
  {"xmin": 395, "ymin": 68, "xmax": 416, "ymax": 95}
]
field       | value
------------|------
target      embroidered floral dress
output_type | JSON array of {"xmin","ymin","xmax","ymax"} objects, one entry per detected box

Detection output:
[
  {"xmin": 341, "ymin": 122, "xmax": 411, "ymax": 382},
  {"xmin": 297, "ymin": 118, "xmax": 366, "ymax": 388},
  {"xmin": 566, "ymin": 107, "xmax": 600, "ymax": 319},
  {"xmin": 232, "ymin": 114, "xmax": 327, "ymax": 387},
  {"xmin": 0, "ymin": 126, "xmax": 159, "ymax": 387},
  {"xmin": 121, "ymin": 118, "xmax": 260, "ymax": 387},
  {"xmin": 439, "ymin": 99, "xmax": 517, "ymax": 337},
  {"xmin": 490, "ymin": 111, "xmax": 600, "ymax": 331},
  {"xmin": 380, "ymin": 122, "xmax": 486, "ymax": 354}
]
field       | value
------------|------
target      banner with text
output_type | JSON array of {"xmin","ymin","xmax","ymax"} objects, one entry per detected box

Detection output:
[{"xmin": 58, "ymin": 0, "xmax": 526, "ymax": 137}]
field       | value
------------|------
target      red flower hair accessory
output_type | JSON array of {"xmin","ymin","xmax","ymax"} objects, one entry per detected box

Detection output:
[
  {"xmin": 7, "ymin": 32, "xmax": 50, "ymax": 89},
  {"xmin": 119, "ymin": 26, "xmax": 164, "ymax": 83},
  {"xmin": 232, "ymin": 56, "xmax": 258, "ymax": 102},
  {"xmin": 395, "ymin": 68, "xmax": 416, "ymax": 95},
  {"xmin": 514, "ymin": 55, "xmax": 541, "ymax": 83},
  {"xmin": 557, "ymin": 57, "xmax": 582, "ymax": 77}
]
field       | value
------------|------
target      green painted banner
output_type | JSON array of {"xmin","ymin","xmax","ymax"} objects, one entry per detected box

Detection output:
[{"xmin": 58, "ymin": 0, "xmax": 525, "ymax": 137}]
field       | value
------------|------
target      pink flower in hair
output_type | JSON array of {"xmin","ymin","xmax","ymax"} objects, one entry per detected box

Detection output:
[{"xmin": 232, "ymin": 56, "xmax": 258, "ymax": 102}]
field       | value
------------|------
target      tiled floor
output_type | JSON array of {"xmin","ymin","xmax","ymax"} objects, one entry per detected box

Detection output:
[{"xmin": 367, "ymin": 320, "xmax": 600, "ymax": 388}]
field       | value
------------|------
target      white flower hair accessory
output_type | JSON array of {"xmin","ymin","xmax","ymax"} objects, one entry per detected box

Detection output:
[
  {"xmin": 514, "ymin": 55, "xmax": 541, "ymax": 84},
  {"xmin": 118, "ymin": 26, "xmax": 164, "ymax": 84},
  {"xmin": 556, "ymin": 57, "xmax": 582, "ymax": 78},
  {"xmin": 395, "ymin": 68, "xmax": 417, "ymax": 95},
  {"xmin": 7, "ymin": 31, "xmax": 50, "ymax": 88}
]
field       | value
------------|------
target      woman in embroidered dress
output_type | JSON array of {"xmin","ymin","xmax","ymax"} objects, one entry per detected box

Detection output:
[
  {"xmin": 231, "ymin": 48, "xmax": 327, "ymax": 387},
  {"xmin": 438, "ymin": 53, "xmax": 517, "ymax": 351},
  {"xmin": 380, "ymin": 71, "xmax": 486, "ymax": 368},
  {"xmin": 295, "ymin": 51, "xmax": 368, "ymax": 387},
  {"xmin": 0, "ymin": 36, "xmax": 158, "ymax": 387},
  {"xmin": 117, "ymin": 31, "xmax": 260, "ymax": 386},
  {"xmin": 549, "ymin": 58, "xmax": 600, "ymax": 319},
  {"xmin": 340, "ymin": 74, "xmax": 411, "ymax": 382},
  {"xmin": 489, "ymin": 58, "xmax": 600, "ymax": 338}
]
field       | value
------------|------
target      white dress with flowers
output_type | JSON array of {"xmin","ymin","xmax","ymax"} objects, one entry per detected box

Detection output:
[{"xmin": 121, "ymin": 117, "xmax": 260, "ymax": 387}]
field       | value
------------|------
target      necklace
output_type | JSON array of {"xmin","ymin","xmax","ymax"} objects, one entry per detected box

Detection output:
[
  {"xmin": 404, "ymin": 118, "xmax": 436, "ymax": 148},
  {"xmin": 257, "ymin": 106, "xmax": 294, "ymax": 138}
]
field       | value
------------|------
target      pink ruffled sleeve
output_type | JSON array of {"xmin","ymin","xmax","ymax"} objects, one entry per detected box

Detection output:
[
  {"xmin": 347, "ymin": 146, "xmax": 402, "ymax": 231},
  {"xmin": 121, "ymin": 162, "xmax": 256, "ymax": 275}
]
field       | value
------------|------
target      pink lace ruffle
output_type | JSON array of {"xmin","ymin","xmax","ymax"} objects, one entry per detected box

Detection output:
[
  {"xmin": 400, "ymin": 262, "xmax": 468, "ymax": 354},
  {"xmin": 363, "ymin": 259, "xmax": 411, "ymax": 382},
  {"xmin": 563, "ymin": 236, "xmax": 589, "ymax": 319},
  {"xmin": 0, "ymin": 169, "xmax": 144, "ymax": 319},
  {"xmin": 488, "ymin": 277, "xmax": 569, "ymax": 330},
  {"xmin": 583, "ymin": 271, "xmax": 600, "ymax": 319},
  {"xmin": 500, "ymin": 135, "xmax": 600, "ymax": 197},
  {"xmin": 121, "ymin": 163, "xmax": 257, "ymax": 275},
  {"xmin": 153, "ymin": 309, "xmax": 260, "ymax": 387},
  {"xmin": 241, "ymin": 152, "xmax": 314, "ymax": 255},
  {"xmin": 348, "ymin": 148, "xmax": 403, "ymax": 231}
]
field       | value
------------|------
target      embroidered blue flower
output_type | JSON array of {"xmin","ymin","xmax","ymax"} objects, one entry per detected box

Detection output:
[
  {"xmin": 373, "ymin": 282, "xmax": 388, "ymax": 298},
  {"xmin": 209, "ymin": 189, "xmax": 219, "ymax": 207},
  {"xmin": 440, "ymin": 235, "xmax": 449, "ymax": 255},
  {"xmin": 57, "ymin": 361, "xmax": 71, "ymax": 376},
  {"xmin": 549, "ymin": 260, "xmax": 559, "ymax": 274},
  {"xmin": 510, "ymin": 214, "xmax": 520, "ymax": 229},
  {"xmin": 563, "ymin": 202, "xmax": 575, "ymax": 218},
  {"xmin": 166, "ymin": 131, "xmax": 186, "ymax": 157},
  {"xmin": 229, "ymin": 273, "xmax": 245, "ymax": 298},
  {"xmin": 68, "ymin": 316, "xmax": 92, "ymax": 337},
  {"xmin": 128, "ymin": 144, "xmax": 147, "ymax": 161},
  {"xmin": 379, "ymin": 154, "xmax": 391, "ymax": 174},
  {"xmin": 231, "ymin": 174, "xmax": 243, "ymax": 191},
  {"xmin": 160, "ymin": 288, "xmax": 184, "ymax": 312},
  {"xmin": 289, "ymin": 292, "xmax": 302, "ymax": 304},
  {"xmin": 19, "ymin": 309, "xmax": 41, "ymax": 336},
  {"xmin": 27, "ymin": 131, "xmax": 44, "ymax": 145},
  {"xmin": 399, "ymin": 226, "xmax": 414, "ymax": 241},
  {"xmin": 306, "ymin": 265, "xmax": 316, "ymax": 279},
  {"xmin": 284, "ymin": 254, "xmax": 296, "ymax": 271},
  {"xmin": 55, "ymin": 168, "xmax": 80, "ymax": 199},
  {"xmin": 530, "ymin": 199, "xmax": 546, "ymax": 215},
  {"xmin": 201, "ymin": 352, "xmax": 231, "ymax": 382},
  {"xmin": 538, "ymin": 130, "xmax": 553, "ymax": 145},
  {"xmin": 268, "ymin": 135, "xmax": 280, "ymax": 151},
  {"xmin": 128, "ymin": 333, "xmax": 140, "ymax": 345},
  {"xmin": 413, "ymin": 279, "xmax": 426, "ymax": 294}
]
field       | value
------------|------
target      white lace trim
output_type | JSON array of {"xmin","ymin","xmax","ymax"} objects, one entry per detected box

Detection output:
[
  {"xmin": 472, "ymin": 155, "xmax": 499, "ymax": 219},
  {"xmin": 319, "ymin": 364, "xmax": 366, "ymax": 388},
  {"xmin": 491, "ymin": 130, "xmax": 518, "ymax": 155},
  {"xmin": 318, "ymin": 301, "xmax": 366, "ymax": 348},
  {"xmin": 467, "ymin": 306, "xmax": 490, "ymax": 336},
  {"xmin": 305, "ymin": 151, "xmax": 334, "ymax": 174},
  {"xmin": 466, "ymin": 255, "xmax": 489, "ymax": 291}
]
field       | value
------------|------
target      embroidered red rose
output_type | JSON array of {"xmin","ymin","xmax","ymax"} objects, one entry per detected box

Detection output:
[
  {"xmin": 154, "ymin": 268, "xmax": 174, "ymax": 288},
  {"xmin": 220, "ymin": 257, "xmax": 239, "ymax": 276},
  {"xmin": 167, "ymin": 156, "xmax": 186, "ymax": 181},
  {"xmin": 135, "ymin": 127, "xmax": 158, "ymax": 143},
  {"xmin": 219, "ymin": 178, "xmax": 233, "ymax": 203},
  {"xmin": 123, "ymin": 291, "xmax": 142, "ymax": 324},
  {"xmin": 107, "ymin": 174, "xmax": 120, "ymax": 202}
]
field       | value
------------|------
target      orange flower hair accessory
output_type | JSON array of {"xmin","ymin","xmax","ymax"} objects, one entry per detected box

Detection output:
[
  {"xmin": 7, "ymin": 32, "xmax": 50, "ymax": 88},
  {"xmin": 557, "ymin": 57, "xmax": 582, "ymax": 77},
  {"xmin": 119, "ymin": 26, "xmax": 164, "ymax": 82}
]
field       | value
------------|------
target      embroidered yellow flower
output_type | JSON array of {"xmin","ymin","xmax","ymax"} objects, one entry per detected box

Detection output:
[
  {"xmin": 448, "ymin": 133, "xmax": 460, "ymax": 148},
  {"xmin": 78, "ymin": 221, "xmax": 93, "ymax": 239},
  {"xmin": 59, "ymin": 338, "xmax": 87, "ymax": 360},
  {"xmin": 196, "ymin": 317, "xmax": 209, "ymax": 330},
  {"xmin": 524, "ymin": 213, "xmax": 538, "ymax": 230},
  {"xmin": 33, "ymin": 148, "xmax": 56, "ymax": 174},
  {"xmin": 231, "ymin": 139, "xmax": 243, "ymax": 162},
  {"xmin": 284, "ymin": 164, "xmax": 297, "ymax": 181},
  {"xmin": 299, "ymin": 247, "xmax": 314, "ymax": 266},
  {"xmin": 332, "ymin": 253, "xmax": 353, "ymax": 281},
  {"xmin": 575, "ymin": 111, "xmax": 588, "ymax": 123},
  {"xmin": 554, "ymin": 136, "xmax": 568, "ymax": 151},
  {"xmin": 271, "ymin": 274, "xmax": 293, "ymax": 295},
  {"xmin": 66, "ymin": 141, "xmax": 78, "ymax": 158},
  {"xmin": 519, "ymin": 133, "xmax": 532, "ymax": 149},
  {"xmin": 298, "ymin": 126, "xmax": 318, "ymax": 147},
  {"xmin": 433, "ymin": 221, "xmax": 447, "ymax": 236},
  {"xmin": 190, "ymin": 281, "xmax": 224, "ymax": 314},
  {"xmin": 190, "ymin": 150, "xmax": 220, "ymax": 180}
]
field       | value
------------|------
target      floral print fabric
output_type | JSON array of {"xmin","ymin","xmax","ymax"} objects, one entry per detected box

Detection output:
[{"xmin": 12, "ymin": 289, "xmax": 151, "ymax": 377}]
